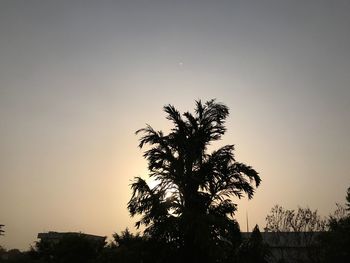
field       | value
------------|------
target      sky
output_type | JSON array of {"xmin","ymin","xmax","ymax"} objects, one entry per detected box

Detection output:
[{"xmin": 1, "ymin": 0, "xmax": 350, "ymax": 250}]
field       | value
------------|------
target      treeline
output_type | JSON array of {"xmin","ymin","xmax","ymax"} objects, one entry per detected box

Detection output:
[
  {"xmin": 0, "ymin": 227, "xmax": 265, "ymax": 263},
  {"xmin": 0, "ymin": 193, "xmax": 349, "ymax": 263}
]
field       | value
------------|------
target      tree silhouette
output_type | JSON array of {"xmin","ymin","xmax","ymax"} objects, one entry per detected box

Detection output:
[
  {"xmin": 238, "ymin": 225, "xmax": 270, "ymax": 263},
  {"xmin": 265, "ymin": 205, "xmax": 326, "ymax": 233},
  {"xmin": 0, "ymin": 224, "xmax": 4, "ymax": 236},
  {"xmin": 34, "ymin": 233, "xmax": 105, "ymax": 263},
  {"xmin": 106, "ymin": 228, "xmax": 179, "ymax": 263},
  {"xmin": 128, "ymin": 99, "xmax": 261, "ymax": 262},
  {"xmin": 109, "ymin": 229, "xmax": 147, "ymax": 263},
  {"xmin": 265, "ymin": 205, "xmax": 326, "ymax": 263},
  {"xmin": 320, "ymin": 186, "xmax": 350, "ymax": 263}
]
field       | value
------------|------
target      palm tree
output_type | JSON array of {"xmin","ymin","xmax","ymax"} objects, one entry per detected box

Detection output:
[{"xmin": 128, "ymin": 99, "xmax": 261, "ymax": 262}]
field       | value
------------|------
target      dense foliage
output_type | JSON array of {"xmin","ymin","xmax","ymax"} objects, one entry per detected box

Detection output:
[
  {"xmin": 128, "ymin": 100, "xmax": 261, "ymax": 262},
  {"xmin": 238, "ymin": 225, "xmax": 270, "ymax": 263},
  {"xmin": 33, "ymin": 233, "xmax": 105, "ymax": 263},
  {"xmin": 0, "ymin": 225, "xmax": 4, "ymax": 236},
  {"xmin": 319, "ymin": 188, "xmax": 350, "ymax": 263}
]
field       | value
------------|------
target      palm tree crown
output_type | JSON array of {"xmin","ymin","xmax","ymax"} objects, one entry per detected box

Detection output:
[{"xmin": 128, "ymin": 99, "xmax": 261, "ymax": 262}]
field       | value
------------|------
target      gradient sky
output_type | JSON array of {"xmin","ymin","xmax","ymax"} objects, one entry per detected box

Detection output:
[{"xmin": 1, "ymin": 0, "xmax": 350, "ymax": 250}]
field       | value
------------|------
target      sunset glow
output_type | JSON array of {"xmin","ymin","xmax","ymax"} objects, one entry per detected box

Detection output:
[{"xmin": 1, "ymin": 0, "xmax": 350, "ymax": 251}]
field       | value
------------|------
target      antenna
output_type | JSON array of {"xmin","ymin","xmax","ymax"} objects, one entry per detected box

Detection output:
[{"xmin": 246, "ymin": 211, "xmax": 249, "ymax": 232}]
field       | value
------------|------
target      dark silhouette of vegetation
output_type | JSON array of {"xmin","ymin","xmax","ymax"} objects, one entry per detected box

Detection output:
[
  {"xmin": 0, "ymin": 225, "xmax": 4, "ymax": 236},
  {"xmin": 323, "ymin": 216, "xmax": 350, "ymax": 263},
  {"xmin": 100, "ymin": 228, "xmax": 179, "ymax": 263},
  {"xmin": 238, "ymin": 225, "xmax": 271, "ymax": 263},
  {"xmin": 265, "ymin": 205, "xmax": 326, "ymax": 263},
  {"xmin": 33, "ymin": 232, "xmax": 105, "ymax": 263},
  {"xmin": 128, "ymin": 99, "xmax": 261, "ymax": 262},
  {"xmin": 320, "ymin": 216, "xmax": 350, "ymax": 263},
  {"xmin": 0, "ymin": 247, "xmax": 36, "ymax": 263},
  {"xmin": 265, "ymin": 205, "xmax": 326, "ymax": 233},
  {"xmin": 110, "ymin": 229, "xmax": 148, "ymax": 263},
  {"xmin": 319, "ymin": 187, "xmax": 350, "ymax": 263}
]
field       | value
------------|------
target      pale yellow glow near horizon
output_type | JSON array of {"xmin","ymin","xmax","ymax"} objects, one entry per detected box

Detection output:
[{"xmin": 1, "ymin": 0, "xmax": 350, "ymax": 251}]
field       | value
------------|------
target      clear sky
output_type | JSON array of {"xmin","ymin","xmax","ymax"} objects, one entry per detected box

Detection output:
[{"xmin": 1, "ymin": 0, "xmax": 349, "ymax": 250}]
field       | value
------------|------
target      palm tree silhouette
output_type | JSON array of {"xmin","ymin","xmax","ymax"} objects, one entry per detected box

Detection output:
[
  {"xmin": 0, "ymin": 225, "xmax": 4, "ymax": 236},
  {"xmin": 128, "ymin": 99, "xmax": 261, "ymax": 262}
]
